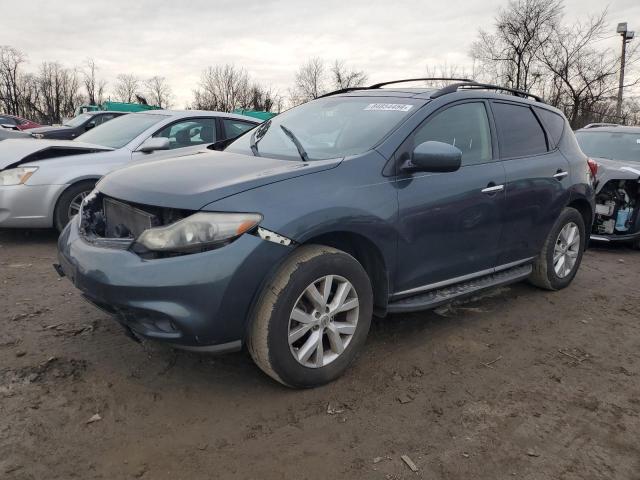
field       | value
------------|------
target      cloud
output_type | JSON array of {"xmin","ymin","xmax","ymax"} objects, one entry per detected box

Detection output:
[{"xmin": 1, "ymin": 0, "xmax": 638, "ymax": 106}]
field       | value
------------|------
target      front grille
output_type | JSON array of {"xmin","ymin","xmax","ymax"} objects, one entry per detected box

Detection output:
[
  {"xmin": 79, "ymin": 193, "xmax": 191, "ymax": 252},
  {"xmin": 103, "ymin": 198, "xmax": 154, "ymax": 239}
]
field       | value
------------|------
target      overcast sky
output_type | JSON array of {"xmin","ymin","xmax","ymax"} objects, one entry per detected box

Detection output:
[{"xmin": 1, "ymin": 0, "xmax": 638, "ymax": 107}]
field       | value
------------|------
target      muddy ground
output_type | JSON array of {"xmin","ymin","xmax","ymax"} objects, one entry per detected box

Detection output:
[{"xmin": 1, "ymin": 228, "xmax": 639, "ymax": 480}]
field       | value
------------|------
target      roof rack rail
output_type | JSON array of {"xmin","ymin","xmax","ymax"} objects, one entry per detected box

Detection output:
[
  {"xmin": 583, "ymin": 122, "xmax": 620, "ymax": 129},
  {"xmin": 368, "ymin": 77, "xmax": 474, "ymax": 88},
  {"xmin": 317, "ymin": 78, "xmax": 475, "ymax": 99},
  {"xmin": 431, "ymin": 81, "xmax": 543, "ymax": 103}
]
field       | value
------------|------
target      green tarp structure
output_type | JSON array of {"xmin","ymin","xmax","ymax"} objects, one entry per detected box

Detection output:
[{"xmin": 232, "ymin": 109, "xmax": 277, "ymax": 121}]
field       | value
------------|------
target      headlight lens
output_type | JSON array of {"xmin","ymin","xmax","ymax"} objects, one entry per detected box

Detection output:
[
  {"xmin": 0, "ymin": 167, "xmax": 38, "ymax": 186},
  {"xmin": 136, "ymin": 212, "xmax": 262, "ymax": 252}
]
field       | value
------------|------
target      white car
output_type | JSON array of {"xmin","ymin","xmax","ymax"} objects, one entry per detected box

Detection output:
[{"xmin": 0, "ymin": 110, "xmax": 259, "ymax": 230}]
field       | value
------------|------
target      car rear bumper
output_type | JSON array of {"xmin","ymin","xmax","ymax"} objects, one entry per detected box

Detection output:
[
  {"xmin": 56, "ymin": 219, "xmax": 291, "ymax": 347},
  {"xmin": 0, "ymin": 184, "xmax": 65, "ymax": 228}
]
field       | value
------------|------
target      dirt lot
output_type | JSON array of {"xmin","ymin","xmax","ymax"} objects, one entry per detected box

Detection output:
[{"xmin": 1, "ymin": 228, "xmax": 639, "ymax": 480}]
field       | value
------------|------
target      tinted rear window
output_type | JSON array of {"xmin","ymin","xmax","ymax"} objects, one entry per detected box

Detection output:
[
  {"xmin": 535, "ymin": 108, "xmax": 565, "ymax": 148},
  {"xmin": 493, "ymin": 102, "xmax": 547, "ymax": 158}
]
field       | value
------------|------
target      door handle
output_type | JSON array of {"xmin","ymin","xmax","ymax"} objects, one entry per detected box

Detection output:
[
  {"xmin": 553, "ymin": 170, "xmax": 569, "ymax": 180},
  {"xmin": 481, "ymin": 184, "xmax": 505, "ymax": 194}
]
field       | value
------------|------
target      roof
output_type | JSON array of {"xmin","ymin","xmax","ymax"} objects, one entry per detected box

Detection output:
[{"xmin": 576, "ymin": 124, "xmax": 640, "ymax": 134}]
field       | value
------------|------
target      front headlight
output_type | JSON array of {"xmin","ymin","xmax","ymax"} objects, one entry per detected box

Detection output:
[
  {"xmin": 0, "ymin": 167, "xmax": 38, "ymax": 186},
  {"xmin": 136, "ymin": 212, "xmax": 262, "ymax": 253}
]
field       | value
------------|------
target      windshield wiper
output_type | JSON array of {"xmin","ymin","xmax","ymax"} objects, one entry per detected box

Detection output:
[
  {"xmin": 280, "ymin": 124, "xmax": 309, "ymax": 162},
  {"xmin": 249, "ymin": 119, "xmax": 271, "ymax": 156}
]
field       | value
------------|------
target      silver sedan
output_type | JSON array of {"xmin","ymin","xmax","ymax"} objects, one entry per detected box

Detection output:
[{"xmin": 0, "ymin": 110, "xmax": 259, "ymax": 230}]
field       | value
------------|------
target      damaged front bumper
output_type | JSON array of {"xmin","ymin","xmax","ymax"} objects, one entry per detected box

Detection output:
[
  {"xmin": 55, "ymin": 217, "xmax": 291, "ymax": 347},
  {"xmin": 590, "ymin": 160, "xmax": 640, "ymax": 245}
]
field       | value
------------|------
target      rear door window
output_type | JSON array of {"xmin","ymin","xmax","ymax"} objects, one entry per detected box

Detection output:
[
  {"xmin": 492, "ymin": 102, "xmax": 548, "ymax": 158},
  {"xmin": 222, "ymin": 119, "xmax": 256, "ymax": 140},
  {"xmin": 535, "ymin": 108, "xmax": 565, "ymax": 149}
]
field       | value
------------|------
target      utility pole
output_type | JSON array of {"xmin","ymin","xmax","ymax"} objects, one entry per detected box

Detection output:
[{"xmin": 616, "ymin": 23, "xmax": 635, "ymax": 119}]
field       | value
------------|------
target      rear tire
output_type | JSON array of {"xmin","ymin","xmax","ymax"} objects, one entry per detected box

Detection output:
[
  {"xmin": 247, "ymin": 245, "xmax": 373, "ymax": 388},
  {"xmin": 53, "ymin": 180, "xmax": 96, "ymax": 232},
  {"xmin": 529, "ymin": 207, "xmax": 586, "ymax": 291}
]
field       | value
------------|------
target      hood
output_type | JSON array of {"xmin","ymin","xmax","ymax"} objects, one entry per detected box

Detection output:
[
  {"xmin": 28, "ymin": 125, "xmax": 71, "ymax": 135},
  {"xmin": 98, "ymin": 150, "xmax": 342, "ymax": 210},
  {"xmin": 0, "ymin": 138, "xmax": 113, "ymax": 170},
  {"xmin": 593, "ymin": 157, "xmax": 640, "ymax": 193}
]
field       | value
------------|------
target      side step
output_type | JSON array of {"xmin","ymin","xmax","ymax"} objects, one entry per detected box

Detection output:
[{"xmin": 387, "ymin": 263, "xmax": 533, "ymax": 313}]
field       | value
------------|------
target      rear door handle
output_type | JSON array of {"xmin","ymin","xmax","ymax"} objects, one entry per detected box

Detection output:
[
  {"xmin": 481, "ymin": 184, "xmax": 505, "ymax": 194},
  {"xmin": 553, "ymin": 170, "xmax": 569, "ymax": 180}
]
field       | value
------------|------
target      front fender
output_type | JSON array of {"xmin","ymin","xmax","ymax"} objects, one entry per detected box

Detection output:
[{"xmin": 203, "ymin": 152, "xmax": 400, "ymax": 287}]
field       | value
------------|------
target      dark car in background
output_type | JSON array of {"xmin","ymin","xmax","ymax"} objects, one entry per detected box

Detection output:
[
  {"xmin": 575, "ymin": 124, "xmax": 640, "ymax": 248},
  {"xmin": 57, "ymin": 79, "xmax": 594, "ymax": 388},
  {"xmin": 0, "ymin": 113, "xmax": 41, "ymax": 130},
  {"xmin": 29, "ymin": 111, "xmax": 126, "ymax": 140}
]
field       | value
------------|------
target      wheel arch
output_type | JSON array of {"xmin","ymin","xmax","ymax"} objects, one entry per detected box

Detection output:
[
  {"xmin": 301, "ymin": 230, "xmax": 390, "ymax": 316},
  {"xmin": 567, "ymin": 197, "xmax": 593, "ymax": 237},
  {"xmin": 52, "ymin": 177, "xmax": 100, "ymax": 228}
]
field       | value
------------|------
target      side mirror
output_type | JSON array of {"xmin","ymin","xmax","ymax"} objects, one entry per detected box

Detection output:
[
  {"xmin": 403, "ymin": 141, "xmax": 462, "ymax": 173},
  {"xmin": 138, "ymin": 137, "xmax": 170, "ymax": 153},
  {"xmin": 1, "ymin": 123, "xmax": 19, "ymax": 131},
  {"xmin": 85, "ymin": 123, "xmax": 96, "ymax": 131}
]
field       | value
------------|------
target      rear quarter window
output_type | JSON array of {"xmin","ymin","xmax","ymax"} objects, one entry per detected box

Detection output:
[
  {"xmin": 492, "ymin": 102, "xmax": 548, "ymax": 158},
  {"xmin": 535, "ymin": 108, "xmax": 565, "ymax": 149}
]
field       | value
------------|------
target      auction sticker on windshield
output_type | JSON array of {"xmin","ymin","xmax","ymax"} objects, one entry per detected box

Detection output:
[{"xmin": 364, "ymin": 103, "xmax": 413, "ymax": 112}]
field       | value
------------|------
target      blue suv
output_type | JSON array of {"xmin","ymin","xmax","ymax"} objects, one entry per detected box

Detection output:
[{"xmin": 56, "ymin": 79, "xmax": 595, "ymax": 387}]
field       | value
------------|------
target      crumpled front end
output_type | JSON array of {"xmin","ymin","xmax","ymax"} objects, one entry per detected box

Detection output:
[
  {"xmin": 591, "ymin": 160, "xmax": 640, "ymax": 243},
  {"xmin": 56, "ymin": 192, "xmax": 293, "ymax": 347}
]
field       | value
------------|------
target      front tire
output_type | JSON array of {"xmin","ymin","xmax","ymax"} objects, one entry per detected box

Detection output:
[
  {"xmin": 529, "ymin": 207, "xmax": 586, "ymax": 290},
  {"xmin": 247, "ymin": 245, "xmax": 373, "ymax": 388},
  {"xmin": 53, "ymin": 180, "xmax": 96, "ymax": 232}
]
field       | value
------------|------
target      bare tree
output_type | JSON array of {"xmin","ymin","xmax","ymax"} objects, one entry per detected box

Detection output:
[
  {"xmin": 290, "ymin": 57, "xmax": 326, "ymax": 105},
  {"xmin": 331, "ymin": 60, "xmax": 367, "ymax": 89},
  {"xmin": 113, "ymin": 73, "xmax": 139, "ymax": 103},
  {"xmin": 471, "ymin": 0, "xmax": 562, "ymax": 91},
  {"xmin": 191, "ymin": 65, "xmax": 252, "ymax": 112},
  {"xmin": 82, "ymin": 58, "xmax": 106, "ymax": 105},
  {"xmin": 34, "ymin": 61, "xmax": 82, "ymax": 123},
  {"xmin": 144, "ymin": 75, "xmax": 173, "ymax": 108},
  {"xmin": 245, "ymin": 84, "xmax": 284, "ymax": 112},
  {"xmin": 0, "ymin": 45, "xmax": 27, "ymax": 115},
  {"xmin": 538, "ymin": 12, "xmax": 639, "ymax": 127},
  {"xmin": 424, "ymin": 63, "xmax": 480, "ymax": 86}
]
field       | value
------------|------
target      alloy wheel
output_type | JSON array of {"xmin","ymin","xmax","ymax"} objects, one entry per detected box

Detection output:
[
  {"xmin": 288, "ymin": 275, "xmax": 359, "ymax": 368},
  {"xmin": 553, "ymin": 222, "xmax": 580, "ymax": 279},
  {"xmin": 67, "ymin": 191, "xmax": 89, "ymax": 220}
]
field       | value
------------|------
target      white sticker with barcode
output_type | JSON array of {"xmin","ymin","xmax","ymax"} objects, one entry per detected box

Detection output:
[{"xmin": 364, "ymin": 103, "xmax": 413, "ymax": 112}]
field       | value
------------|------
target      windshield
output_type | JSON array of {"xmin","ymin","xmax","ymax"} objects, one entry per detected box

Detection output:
[
  {"xmin": 225, "ymin": 97, "xmax": 421, "ymax": 160},
  {"xmin": 76, "ymin": 113, "xmax": 168, "ymax": 149},
  {"xmin": 64, "ymin": 113, "xmax": 93, "ymax": 128},
  {"xmin": 576, "ymin": 131, "xmax": 640, "ymax": 163}
]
